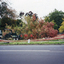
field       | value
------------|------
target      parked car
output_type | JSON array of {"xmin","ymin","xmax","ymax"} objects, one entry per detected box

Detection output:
[
  {"xmin": 11, "ymin": 33, "xmax": 18, "ymax": 40},
  {"xmin": 4, "ymin": 29, "xmax": 18, "ymax": 40}
]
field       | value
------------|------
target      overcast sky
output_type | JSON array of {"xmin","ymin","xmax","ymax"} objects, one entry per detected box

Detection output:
[{"xmin": 7, "ymin": 0, "xmax": 64, "ymax": 18}]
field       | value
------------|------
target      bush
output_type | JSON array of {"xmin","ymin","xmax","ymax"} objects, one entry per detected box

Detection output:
[{"xmin": 20, "ymin": 14, "xmax": 58, "ymax": 39}]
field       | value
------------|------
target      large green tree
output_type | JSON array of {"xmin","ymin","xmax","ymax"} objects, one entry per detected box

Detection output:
[
  {"xmin": 44, "ymin": 9, "xmax": 64, "ymax": 30},
  {"xmin": 0, "ymin": 1, "xmax": 17, "ymax": 30}
]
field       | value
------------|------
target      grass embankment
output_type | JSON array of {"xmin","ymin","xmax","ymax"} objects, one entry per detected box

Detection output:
[{"xmin": 0, "ymin": 41, "xmax": 64, "ymax": 45}]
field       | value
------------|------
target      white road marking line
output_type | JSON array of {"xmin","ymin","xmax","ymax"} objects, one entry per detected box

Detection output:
[
  {"xmin": 0, "ymin": 50, "xmax": 50, "ymax": 52},
  {"xmin": 0, "ymin": 50, "xmax": 64, "ymax": 52}
]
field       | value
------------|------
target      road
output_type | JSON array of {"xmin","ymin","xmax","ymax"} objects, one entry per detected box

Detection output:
[{"xmin": 0, "ymin": 45, "xmax": 64, "ymax": 64}]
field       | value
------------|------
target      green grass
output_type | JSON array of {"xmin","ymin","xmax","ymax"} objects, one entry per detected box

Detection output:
[{"xmin": 0, "ymin": 41, "xmax": 64, "ymax": 45}]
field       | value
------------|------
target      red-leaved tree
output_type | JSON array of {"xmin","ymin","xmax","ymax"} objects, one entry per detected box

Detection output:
[{"xmin": 21, "ymin": 13, "xmax": 58, "ymax": 39}]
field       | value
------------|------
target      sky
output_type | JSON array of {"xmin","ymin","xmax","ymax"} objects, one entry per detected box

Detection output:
[{"xmin": 6, "ymin": 0, "xmax": 64, "ymax": 18}]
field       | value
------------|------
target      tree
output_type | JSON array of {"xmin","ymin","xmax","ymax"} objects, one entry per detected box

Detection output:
[
  {"xmin": 16, "ymin": 19, "xmax": 22, "ymax": 26},
  {"xmin": 0, "ymin": 1, "xmax": 17, "ymax": 19},
  {"xmin": 19, "ymin": 11, "xmax": 38, "ymax": 19},
  {"xmin": 25, "ymin": 11, "xmax": 33, "ymax": 16},
  {"xmin": 19, "ymin": 12, "xmax": 39, "ymax": 39},
  {"xmin": 0, "ymin": 17, "xmax": 18, "ymax": 30},
  {"xmin": 4, "ymin": 11, "xmax": 58, "ymax": 40},
  {"xmin": 5, "ymin": 24, "xmax": 22, "ymax": 36},
  {"xmin": 19, "ymin": 12, "xmax": 24, "ymax": 18},
  {"xmin": 44, "ymin": 9, "xmax": 64, "ymax": 30},
  {"xmin": 0, "ymin": 1, "xmax": 17, "ymax": 30},
  {"xmin": 20, "ymin": 12, "xmax": 58, "ymax": 39},
  {"xmin": 59, "ymin": 18, "xmax": 64, "ymax": 33}
]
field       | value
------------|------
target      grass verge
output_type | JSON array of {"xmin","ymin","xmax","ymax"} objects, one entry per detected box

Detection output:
[{"xmin": 0, "ymin": 41, "xmax": 64, "ymax": 45}]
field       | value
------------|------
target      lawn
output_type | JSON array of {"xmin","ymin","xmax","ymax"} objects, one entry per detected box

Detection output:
[{"xmin": 0, "ymin": 41, "xmax": 64, "ymax": 45}]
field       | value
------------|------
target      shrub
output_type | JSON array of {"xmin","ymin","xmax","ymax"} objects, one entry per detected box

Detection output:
[{"xmin": 21, "ymin": 14, "xmax": 58, "ymax": 39}]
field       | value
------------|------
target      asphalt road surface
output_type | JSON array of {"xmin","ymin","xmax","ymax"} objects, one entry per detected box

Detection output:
[{"xmin": 0, "ymin": 45, "xmax": 64, "ymax": 64}]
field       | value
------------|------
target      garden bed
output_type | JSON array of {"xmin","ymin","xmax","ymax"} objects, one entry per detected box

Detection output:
[{"xmin": 0, "ymin": 34, "xmax": 64, "ymax": 43}]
